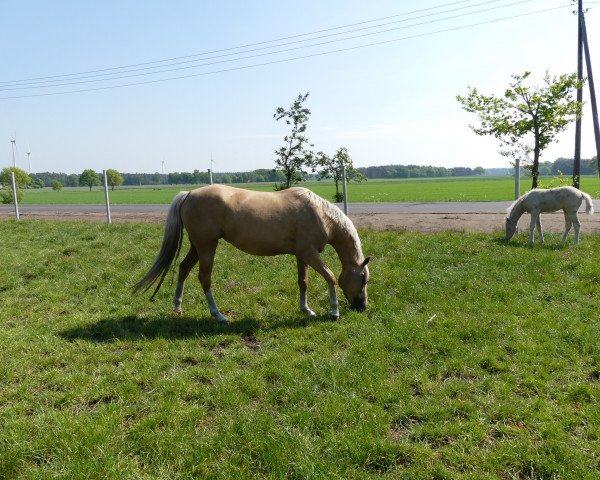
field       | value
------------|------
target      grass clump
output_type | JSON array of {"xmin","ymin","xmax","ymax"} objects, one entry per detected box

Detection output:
[{"xmin": 1, "ymin": 220, "xmax": 599, "ymax": 478}]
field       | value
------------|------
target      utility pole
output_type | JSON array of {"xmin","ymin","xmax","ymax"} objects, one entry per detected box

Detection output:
[
  {"xmin": 573, "ymin": 0, "xmax": 583, "ymax": 188},
  {"xmin": 580, "ymin": 11, "xmax": 600, "ymax": 173}
]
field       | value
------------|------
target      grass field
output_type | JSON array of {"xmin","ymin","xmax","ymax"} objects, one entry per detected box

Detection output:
[
  {"xmin": 18, "ymin": 175, "xmax": 600, "ymax": 205},
  {"xmin": 1, "ymin": 220, "xmax": 599, "ymax": 478}
]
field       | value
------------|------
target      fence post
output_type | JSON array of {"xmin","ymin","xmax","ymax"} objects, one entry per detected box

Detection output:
[
  {"xmin": 11, "ymin": 171, "xmax": 19, "ymax": 220},
  {"xmin": 103, "ymin": 170, "xmax": 112, "ymax": 224},
  {"xmin": 514, "ymin": 159, "xmax": 521, "ymax": 200},
  {"xmin": 341, "ymin": 163, "xmax": 348, "ymax": 215}
]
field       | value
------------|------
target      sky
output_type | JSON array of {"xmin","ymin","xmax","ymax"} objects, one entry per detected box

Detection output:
[{"xmin": 1, "ymin": 0, "xmax": 599, "ymax": 174}]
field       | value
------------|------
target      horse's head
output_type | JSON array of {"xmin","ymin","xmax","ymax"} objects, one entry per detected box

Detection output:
[
  {"xmin": 505, "ymin": 217, "xmax": 518, "ymax": 241},
  {"xmin": 338, "ymin": 257, "xmax": 371, "ymax": 312}
]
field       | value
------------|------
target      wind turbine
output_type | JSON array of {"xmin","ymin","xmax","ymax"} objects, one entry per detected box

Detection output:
[{"xmin": 27, "ymin": 146, "xmax": 31, "ymax": 174}]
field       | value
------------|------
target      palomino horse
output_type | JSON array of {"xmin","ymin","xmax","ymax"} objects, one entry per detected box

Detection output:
[
  {"xmin": 134, "ymin": 185, "xmax": 371, "ymax": 324},
  {"xmin": 505, "ymin": 186, "xmax": 594, "ymax": 245}
]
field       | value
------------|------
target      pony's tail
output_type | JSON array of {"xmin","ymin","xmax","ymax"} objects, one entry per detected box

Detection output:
[
  {"xmin": 132, "ymin": 191, "xmax": 190, "ymax": 300},
  {"xmin": 582, "ymin": 191, "xmax": 595, "ymax": 215}
]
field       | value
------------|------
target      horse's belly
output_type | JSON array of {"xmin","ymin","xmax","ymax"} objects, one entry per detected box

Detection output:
[{"xmin": 223, "ymin": 231, "xmax": 295, "ymax": 256}]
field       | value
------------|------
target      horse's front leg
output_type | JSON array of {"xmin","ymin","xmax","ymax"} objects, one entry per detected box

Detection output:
[
  {"xmin": 536, "ymin": 213, "xmax": 544, "ymax": 244},
  {"xmin": 296, "ymin": 257, "xmax": 316, "ymax": 318},
  {"xmin": 302, "ymin": 252, "xmax": 339, "ymax": 320},
  {"xmin": 197, "ymin": 242, "xmax": 229, "ymax": 324},
  {"xmin": 173, "ymin": 247, "xmax": 199, "ymax": 314},
  {"xmin": 529, "ymin": 211, "xmax": 538, "ymax": 245}
]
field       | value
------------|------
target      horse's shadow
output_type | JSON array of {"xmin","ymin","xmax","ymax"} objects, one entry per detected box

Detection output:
[{"xmin": 59, "ymin": 312, "xmax": 334, "ymax": 343}]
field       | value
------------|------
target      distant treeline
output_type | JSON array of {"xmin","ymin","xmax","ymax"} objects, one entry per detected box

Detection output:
[
  {"xmin": 29, "ymin": 157, "xmax": 598, "ymax": 187},
  {"xmin": 355, "ymin": 165, "xmax": 485, "ymax": 178}
]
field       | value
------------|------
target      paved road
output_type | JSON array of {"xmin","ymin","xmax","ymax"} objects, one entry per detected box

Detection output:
[
  {"xmin": 2, "ymin": 200, "xmax": 599, "ymax": 216},
  {"xmin": 1, "ymin": 201, "xmax": 515, "ymax": 215}
]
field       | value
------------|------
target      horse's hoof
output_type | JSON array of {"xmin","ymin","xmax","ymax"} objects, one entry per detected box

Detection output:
[
  {"xmin": 172, "ymin": 309, "xmax": 183, "ymax": 316},
  {"xmin": 329, "ymin": 313, "xmax": 340, "ymax": 321},
  {"xmin": 304, "ymin": 310, "xmax": 317, "ymax": 318}
]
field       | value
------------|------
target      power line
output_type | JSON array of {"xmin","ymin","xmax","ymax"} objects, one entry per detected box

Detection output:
[
  {"xmin": 0, "ymin": 0, "xmax": 500, "ymax": 85},
  {"xmin": 0, "ymin": 4, "xmax": 573, "ymax": 100},
  {"xmin": 0, "ymin": 0, "xmax": 539, "ymax": 92}
]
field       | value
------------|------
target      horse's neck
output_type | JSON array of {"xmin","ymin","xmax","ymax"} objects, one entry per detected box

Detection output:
[
  {"xmin": 509, "ymin": 201, "xmax": 526, "ymax": 223},
  {"xmin": 329, "ymin": 223, "xmax": 362, "ymax": 267}
]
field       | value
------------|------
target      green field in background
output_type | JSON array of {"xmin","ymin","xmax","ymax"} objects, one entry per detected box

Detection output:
[{"xmin": 17, "ymin": 175, "xmax": 600, "ymax": 205}]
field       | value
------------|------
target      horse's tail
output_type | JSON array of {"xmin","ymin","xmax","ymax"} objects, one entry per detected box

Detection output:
[
  {"xmin": 132, "ymin": 191, "xmax": 190, "ymax": 299},
  {"xmin": 582, "ymin": 191, "xmax": 595, "ymax": 215}
]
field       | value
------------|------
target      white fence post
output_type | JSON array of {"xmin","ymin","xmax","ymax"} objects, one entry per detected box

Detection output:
[
  {"xmin": 341, "ymin": 163, "xmax": 348, "ymax": 215},
  {"xmin": 103, "ymin": 170, "xmax": 112, "ymax": 224},
  {"xmin": 11, "ymin": 171, "xmax": 19, "ymax": 220}
]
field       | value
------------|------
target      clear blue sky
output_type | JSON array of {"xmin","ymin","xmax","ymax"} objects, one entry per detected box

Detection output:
[{"xmin": 1, "ymin": 0, "xmax": 598, "ymax": 174}]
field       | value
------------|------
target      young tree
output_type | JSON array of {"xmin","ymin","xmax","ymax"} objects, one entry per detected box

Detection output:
[
  {"xmin": 457, "ymin": 71, "xmax": 583, "ymax": 189},
  {"xmin": 314, "ymin": 147, "xmax": 366, "ymax": 202},
  {"xmin": 106, "ymin": 169, "xmax": 124, "ymax": 191},
  {"xmin": 273, "ymin": 92, "xmax": 314, "ymax": 190},
  {"xmin": 52, "ymin": 180, "xmax": 63, "ymax": 191},
  {"xmin": 0, "ymin": 167, "xmax": 31, "ymax": 204},
  {"xmin": 79, "ymin": 169, "xmax": 100, "ymax": 191}
]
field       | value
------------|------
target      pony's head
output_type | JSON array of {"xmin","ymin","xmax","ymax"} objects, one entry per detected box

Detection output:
[
  {"xmin": 338, "ymin": 257, "xmax": 371, "ymax": 312},
  {"xmin": 505, "ymin": 217, "xmax": 518, "ymax": 241}
]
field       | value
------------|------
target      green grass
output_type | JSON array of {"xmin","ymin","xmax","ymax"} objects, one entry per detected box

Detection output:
[
  {"xmin": 20, "ymin": 175, "xmax": 600, "ymax": 205},
  {"xmin": 1, "ymin": 220, "xmax": 600, "ymax": 478}
]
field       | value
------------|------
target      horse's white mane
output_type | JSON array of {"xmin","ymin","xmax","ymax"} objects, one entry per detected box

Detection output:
[{"xmin": 296, "ymin": 188, "xmax": 364, "ymax": 257}]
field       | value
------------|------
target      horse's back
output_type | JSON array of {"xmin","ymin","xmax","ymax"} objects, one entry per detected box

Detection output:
[
  {"xmin": 524, "ymin": 186, "xmax": 586, "ymax": 213},
  {"xmin": 180, "ymin": 185, "xmax": 327, "ymax": 255}
]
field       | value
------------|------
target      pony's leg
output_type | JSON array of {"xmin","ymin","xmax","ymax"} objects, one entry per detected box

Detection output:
[
  {"xmin": 296, "ymin": 257, "xmax": 316, "ymax": 317},
  {"xmin": 536, "ymin": 214, "xmax": 544, "ymax": 244},
  {"xmin": 561, "ymin": 210, "xmax": 572, "ymax": 243},
  {"xmin": 571, "ymin": 213, "xmax": 581, "ymax": 245},
  {"xmin": 196, "ymin": 241, "xmax": 229, "ymax": 324},
  {"xmin": 301, "ymin": 252, "xmax": 339, "ymax": 320},
  {"xmin": 173, "ymin": 247, "xmax": 199, "ymax": 314},
  {"xmin": 528, "ymin": 212, "xmax": 538, "ymax": 245}
]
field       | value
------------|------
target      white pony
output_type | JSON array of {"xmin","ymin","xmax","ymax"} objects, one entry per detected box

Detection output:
[{"xmin": 505, "ymin": 186, "xmax": 594, "ymax": 245}]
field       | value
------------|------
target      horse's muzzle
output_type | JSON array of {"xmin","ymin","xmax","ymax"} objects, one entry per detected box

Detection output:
[{"xmin": 351, "ymin": 301, "xmax": 367, "ymax": 312}]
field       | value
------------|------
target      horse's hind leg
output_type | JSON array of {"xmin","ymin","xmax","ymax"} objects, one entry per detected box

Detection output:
[
  {"xmin": 296, "ymin": 257, "xmax": 316, "ymax": 318},
  {"xmin": 173, "ymin": 246, "xmax": 198, "ymax": 314},
  {"xmin": 571, "ymin": 212, "xmax": 581, "ymax": 245},
  {"xmin": 561, "ymin": 210, "xmax": 573, "ymax": 243},
  {"xmin": 195, "ymin": 240, "xmax": 229, "ymax": 324}
]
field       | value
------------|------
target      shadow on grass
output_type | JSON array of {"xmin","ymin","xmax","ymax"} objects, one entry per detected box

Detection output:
[{"xmin": 58, "ymin": 312, "xmax": 335, "ymax": 343}]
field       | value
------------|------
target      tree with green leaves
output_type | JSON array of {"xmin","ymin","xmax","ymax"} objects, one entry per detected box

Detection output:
[
  {"xmin": 273, "ymin": 92, "xmax": 314, "ymax": 190},
  {"xmin": 79, "ymin": 169, "xmax": 100, "ymax": 191},
  {"xmin": 0, "ymin": 167, "xmax": 31, "ymax": 204},
  {"xmin": 52, "ymin": 180, "xmax": 63, "ymax": 191},
  {"xmin": 314, "ymin": 147, "xmax": 366, "ymax": 202},
  {"xmin": 106, "ymin": 169, "xmax": 124, "ymax": 191},
  {"xmin": 457, "ymin": 71, "xmax": 583, "ymax": 189}
]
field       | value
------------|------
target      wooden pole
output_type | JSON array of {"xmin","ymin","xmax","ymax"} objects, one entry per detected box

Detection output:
[
  {"xmin": 580, "ymin": 13, "xmax": 600, "ymax": 174},
  {"xmin": 573, "ymin": 0, "xmax": 583, "ymax": 188}
]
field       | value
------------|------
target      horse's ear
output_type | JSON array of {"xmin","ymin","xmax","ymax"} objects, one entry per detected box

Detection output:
[{"xmin": 361, "ymin": 257, "xmax": 371, "ymax": 269}]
